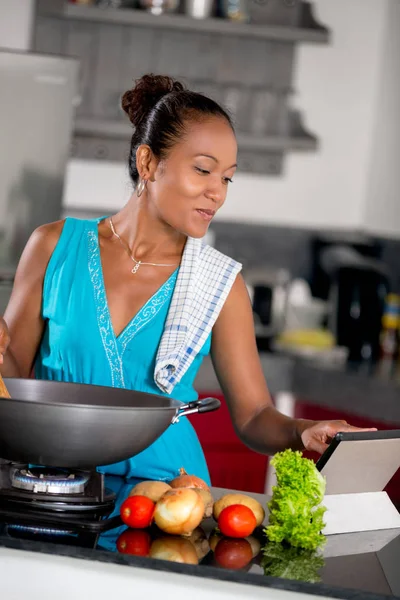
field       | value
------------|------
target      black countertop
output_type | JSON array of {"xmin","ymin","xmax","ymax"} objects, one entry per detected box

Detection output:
[{"xmin": 0, "ymin": 477, "xmax": 399, "ymax": 600}]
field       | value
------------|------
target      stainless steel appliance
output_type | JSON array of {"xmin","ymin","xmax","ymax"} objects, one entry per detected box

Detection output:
[
  {"xmin": 244, "ymin": 267, "xmax": 291, "ymax": 340},
  {"xmin": 0, "ymin": 49, "xmax": 78, "ymax": 306}
]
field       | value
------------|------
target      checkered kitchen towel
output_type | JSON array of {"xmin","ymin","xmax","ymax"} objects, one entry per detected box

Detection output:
[{"xmin": 154, "ymin": 236, "xmax": 242, "ymax": 394}]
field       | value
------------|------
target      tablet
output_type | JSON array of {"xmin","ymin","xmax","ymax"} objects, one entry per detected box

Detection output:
[{"xmin": 316, "ymin": 429, "xmax": 400, "ymax": 495}]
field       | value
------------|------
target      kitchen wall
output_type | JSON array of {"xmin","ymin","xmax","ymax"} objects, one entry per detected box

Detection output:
[
  {"xmin": 61, "ymin": 0, "xmax": 395, "ymax": 234},
  {"xmin": 0, "ymin": 0, "xmax": 35, "ymax": 51},
  {"xmin": 363, "ymin": 0, "xmax": 400, "ymax": 238},
  {"xmin": 1, "ymin": 0, "xmax": 399, "ymax": 237}
]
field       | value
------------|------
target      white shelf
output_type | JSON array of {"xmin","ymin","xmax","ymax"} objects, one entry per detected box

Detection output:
[
  {"xmin": 51, "ymin": 3, "xmax": 331, "ymax": 44},
  {"xmin": 74, "ymin": 117, "xmax": 318, "ymax": 152}
]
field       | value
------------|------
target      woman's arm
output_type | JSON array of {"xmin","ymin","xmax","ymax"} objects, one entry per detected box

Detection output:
[
  {"xmin": 211, "ymin": 274, "xmax": 375, "ymax": 455},
  {"xmin": 1, "ymin": 221, "xmax": 65, "ymax": 378}
]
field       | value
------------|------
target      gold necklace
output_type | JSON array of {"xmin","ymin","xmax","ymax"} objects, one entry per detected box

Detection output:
[{"xmin": 109, "ymin": 218, "xmax": 179, "ymax": 274}]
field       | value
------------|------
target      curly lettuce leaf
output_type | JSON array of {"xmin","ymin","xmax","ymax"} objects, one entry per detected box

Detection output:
[
  {"xmin": 270, "ymin": 448, "xmax": 326, "ymax": 505},
  {"xmin": 262, "ymin": 542, "xmax": 325, "ymax": 583},
  {"xmin": 265, "ymin": 449, "xmax": 327, "ymax": 550}
]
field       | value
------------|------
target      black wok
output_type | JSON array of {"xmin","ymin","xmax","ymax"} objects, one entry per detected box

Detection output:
[{"xmin": 0, "ymin": 379, "xmax": 220, "ymax": 469}]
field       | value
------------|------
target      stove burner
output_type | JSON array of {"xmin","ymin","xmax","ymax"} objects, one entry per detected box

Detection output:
[
  {"xmin": 11, "ymin": 468, "xmax": 89, "ymax": 495},
  {"xmin": 0, "ymin": 464, "xmax": 120, "ymax": 531}
]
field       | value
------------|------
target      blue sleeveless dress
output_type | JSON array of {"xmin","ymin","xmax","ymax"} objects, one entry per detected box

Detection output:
[{"xmin": 35, "ymin": 217, "xmax": 212, "ymax": 484}]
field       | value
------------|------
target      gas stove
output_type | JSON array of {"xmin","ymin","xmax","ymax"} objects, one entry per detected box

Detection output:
[{"xmin": 0, "ymin": 462, "xmax": 121, "ymax": 532}]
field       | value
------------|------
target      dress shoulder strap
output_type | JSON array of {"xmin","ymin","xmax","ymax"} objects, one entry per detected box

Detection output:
[{"xmin": 42, "ymin": 217, "xmax": 94, "ymax": 306}]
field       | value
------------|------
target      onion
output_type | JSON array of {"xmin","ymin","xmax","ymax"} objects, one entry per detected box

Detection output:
[
  {"xmin": 194, "ymin": 488, "xmax": 214, "ymax": 519},
  {"xmin": 169, "ymin": 468, "xmax": 210, "ymax": 492},
  {"xmin": 129, "ymin": 480, "xmax": 171, "ymax": 503},
  {"xmin": 153, "ymin": 488, "xmax": 204, "ymax": 536},
  {"xmin": 188, "ymin": 527, "xmax": 210, "ymax": 561},
  {"xmin": 150, "ymin": 536, "xmax": 198, "ymax": 565}
]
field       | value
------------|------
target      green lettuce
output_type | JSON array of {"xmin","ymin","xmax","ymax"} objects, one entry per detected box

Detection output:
[
  {"xmin": 265, "ymin": 449, "xmax": 327, "ymax": 550},
  {"xmin": 262, "ymin": 542, "xmax": 325, "ymax": 583}
]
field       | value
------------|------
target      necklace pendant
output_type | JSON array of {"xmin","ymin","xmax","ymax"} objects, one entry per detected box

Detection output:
[{"xmin": 131, "ymin": 262, "xmax": 141, "ymax": 274}]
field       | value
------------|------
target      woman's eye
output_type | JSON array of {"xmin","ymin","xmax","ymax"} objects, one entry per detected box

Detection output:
[
  {"xmin": 195, "ymin": 167, "xmax": 210, "ymax": 175},
  {"xmin": 224, "ymin": 177, "xmax": 233, "ymax": 184}
]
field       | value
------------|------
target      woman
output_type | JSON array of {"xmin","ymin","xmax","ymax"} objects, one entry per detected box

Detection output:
[{"xmin": 0, "ymin": 74, "xmax": 373, "ymax": 485}]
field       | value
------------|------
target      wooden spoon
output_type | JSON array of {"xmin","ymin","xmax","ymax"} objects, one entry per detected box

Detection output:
[{"xmin": 0, "ymin": 372, "xmax": 11, "ymax": 398}]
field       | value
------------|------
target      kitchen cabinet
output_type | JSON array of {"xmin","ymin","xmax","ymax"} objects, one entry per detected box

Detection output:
[{"xmin": 33, "ymin": 0, "xmax": 330, "ymax": 176}]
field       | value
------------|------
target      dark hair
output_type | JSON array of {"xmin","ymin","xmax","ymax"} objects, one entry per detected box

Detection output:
[{"xmin": 121, "ymin": 74, "xmax": 234, "ymax": 186}]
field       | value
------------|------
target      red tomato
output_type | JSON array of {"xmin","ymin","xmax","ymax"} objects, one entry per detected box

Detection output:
[
  {"xmin": 120, "ymin": 495, "xmax": 155, "ymax": 529},
  {"xmin": 214, "ymin": 538, "xmax": 253, "ymax": 570},
  {"xmin": 217, "ymin": 504, "xmax": 257, "ymax": 538},
  {"xmin": 116, "ymin": 529, "xmax": 152, "ymax": 556}
]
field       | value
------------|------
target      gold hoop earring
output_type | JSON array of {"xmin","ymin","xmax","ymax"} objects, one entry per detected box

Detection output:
[{"xmin": 136, "ymin": 178, "xmax": 147, "ymax": 198}]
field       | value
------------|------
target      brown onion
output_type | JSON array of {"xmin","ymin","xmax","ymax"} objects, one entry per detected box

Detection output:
[
  {"xmin": 194, "ymin": 488, "xmax": 214, "ymax": 519},
  {"xmin": 188, "ymin": 527, "xmax": 210, "ymax": 561},
  {"xmin": 150, "ymin": 536, "xmax": 198, "ymax": 565},
  {"xmin": 129, "ymin": 481, "xmax": 171, "ymax": 503},
  {"xmin": 169, "ymin": 468, "xmax": 210, "ymax": 492},
  {"xmin": 154, "ymin": 488, "xmax": 204, "ymax": 536}
]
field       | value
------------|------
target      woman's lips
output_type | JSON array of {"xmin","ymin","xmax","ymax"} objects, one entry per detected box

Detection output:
[{"xmin": 196, "ymin": 209, "xmax": 215, "ymax": 222}]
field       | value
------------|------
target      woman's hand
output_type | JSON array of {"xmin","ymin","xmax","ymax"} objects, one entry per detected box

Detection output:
[
  {"xmin": 0, "ymin": 317, "xmax": 10, "ymax": 365},
  {"xmin": 300, "ymin": 420, "xmax": 377, "ymax": 454}
]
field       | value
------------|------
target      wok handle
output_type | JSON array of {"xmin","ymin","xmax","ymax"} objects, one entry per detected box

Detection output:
[{"xmin": 171, "ymin": 397, "xmax": 221, "ymax": 424}]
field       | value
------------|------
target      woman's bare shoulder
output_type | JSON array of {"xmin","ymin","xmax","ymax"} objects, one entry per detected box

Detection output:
[
  {"xmin": 15, "ymin": 220, "xmax": 67, "ymax": 279},
  {"xmin": 26, "ymin": 219, "xmax": 66, "ymax": 256}
]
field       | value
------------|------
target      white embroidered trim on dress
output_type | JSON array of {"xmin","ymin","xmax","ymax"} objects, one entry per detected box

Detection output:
[
  {"xmin": 87, "ymin": 230, "xmax": 125, "ymax": 388},
  {"xmin": 87, "ymin": 228, "xmax": 177, "ymax": 387},
  {"xmin": 119, "ymin": 272, "xmax": 178, "ymax": 357}
]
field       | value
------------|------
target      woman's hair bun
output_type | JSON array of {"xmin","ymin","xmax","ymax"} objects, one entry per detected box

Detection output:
[{"xmin": 122, "ymin": 74, "xmax": 185, "ymax": 127}]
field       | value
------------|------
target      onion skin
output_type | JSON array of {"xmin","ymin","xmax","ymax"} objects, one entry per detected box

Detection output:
[
  {"xmin": 153, "ymin": 488, "xmax": 204, "ymax": 536},
  {"xmin": 194, "ymin": 488, "xmax": 214, "ymax": 519},
  {"xmin": 169, "ymin": 468, "xmax": 210, "ymax": 492},
  {"xmin": 150, "ymin": 536, "xmax": 198, "ymax": 565},
  {"xmin": 129, "ymin": 481, "xmax": 171, "ymax": 503}
]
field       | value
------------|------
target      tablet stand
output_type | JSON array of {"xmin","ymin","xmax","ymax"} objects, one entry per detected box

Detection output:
[{"xmin": 323, "ymin": 491, "xmax": 400, "ymax": 535}]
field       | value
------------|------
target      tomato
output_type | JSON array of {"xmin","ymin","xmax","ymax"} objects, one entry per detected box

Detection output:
[
  {"xmin": 214, "ymin": 538, "xmax": 253, "ymax": 570},
  {"xmin": 217, "ymin": 504, "xmax": 257, "ymax": 538},
  {"xmin": 120, "ymin": 495, "xmax": 155, "ymax": 529},
  {"xmin": 116, "ymin": 529, "xmax": 152, "ymax": 556}
]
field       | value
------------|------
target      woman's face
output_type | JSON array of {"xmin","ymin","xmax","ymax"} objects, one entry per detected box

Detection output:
[{"xmin": 146, "ymin": 117, "xmax": 237, "ymax": 238}]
